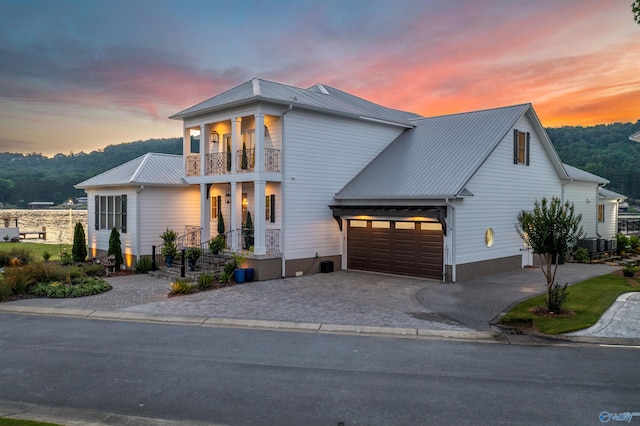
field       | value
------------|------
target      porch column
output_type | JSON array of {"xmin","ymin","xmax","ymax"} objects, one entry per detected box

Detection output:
[
  {"xmin": 200, "ymin": 124, "xmax": 208, "ymax": 176},
  {"xmin": 255, "ymin": 113, "xmax": 265, "ymax": 173},
  {"xmin": 183, "ymin": 127, "xmax": 190, "ymax": 174},
  {"xmin": 200, "ymin": 184, "xmax": 210, "ymax": 244},
  {"xmin": 231, "ymin": 117, "xmax": 241, "ymax": 173},
  {"xmin": 229, "ymin": 181, "xmax": 242, "ymax": 251},
  {"xmin": 253, "ymin": 180, "xmax": 266, "ymax": 254}
]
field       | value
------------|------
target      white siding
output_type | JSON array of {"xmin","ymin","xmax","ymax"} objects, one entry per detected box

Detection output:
[
  {"xmin": 85, "ymin": 187, "xmax": 137, "ymax": 265},
  {"xmin": 138, "ymin": 186, "xmax": 200, "ymax": 253},
  {"xmin": 599, "ymin": 199, "xmax": 619, "ymax": 239},
  {"xmin": 563, "ymin": 181, "xmax": 599, "ymax": 238},
  {"xmin": 283, "ymin": 110, "xmax": 405, "ymax": 260},
  {"xmin": 453, "ymin": 115, "xmax": 563, "ymax": 265}
]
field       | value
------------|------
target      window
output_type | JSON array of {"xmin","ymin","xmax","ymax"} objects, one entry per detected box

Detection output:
[
  {"xmin": 94, "ymin": 195, "xmax": 127, "ymax": 232},
  {"xmin": 513, "ymin": 129, "xmax": 530, "ymax": 165},
  {"xmin": 265, "ymin": 194, "xmax": 275, "ymax": 223},
  {"xmin": 211, "ymin": 196, "xmax": 221, "ymax": 220},
  {"xmin": 598, "ymin": 204, "xmax": 605, "ymax": 223}
]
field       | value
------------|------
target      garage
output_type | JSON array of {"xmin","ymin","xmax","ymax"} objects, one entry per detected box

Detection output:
[{"xmin": 347, "ymin": 219, "xmax": 443, "ymax": 280}]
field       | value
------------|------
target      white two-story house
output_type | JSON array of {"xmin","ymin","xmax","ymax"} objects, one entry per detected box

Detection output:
[{"xmin": 76, "ymin": 78, "xmax": 624, "ymax": 282}]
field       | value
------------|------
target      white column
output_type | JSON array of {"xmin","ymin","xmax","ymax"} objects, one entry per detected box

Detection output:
[
  {"xmin": 183, "ymin": 127, "xmax": 190, "ymax": 175},
  {"xmin": 255, "ymin": 113, "xmax": 265, "ymax": 173},
  {"xmin": 200, "ymin": 124, "xmax": 208, "ymax": 176},
  {"xmin": 230, "ymin": 182, "xmax": 244, "ymax": 251},
  {"xmin": 231, "ymin": 117, "xmax": 242, "ymax": 173},
  {"xmin": 253, "ymin": 180, "xmax": 266, "ymax": 254},
  {"xmin": 200, "ymin": 184, "xmax": 210, "ymax": 243}
]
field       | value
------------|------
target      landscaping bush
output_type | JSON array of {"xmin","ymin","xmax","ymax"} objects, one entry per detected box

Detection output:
[
  {"xmin": 572, "ymin": 248, "xmax": 589, "ymax": 263},
  {"xmin": 197, "ymin": 272, "xmax": 215, "ymax": 290},
  {"xmin": 547, "ymin": 282, "xmax": 569, "ymax": 313},
  {"xmin": 42, "ymin": 251, "xmax": 51, "ymax": 262},
  {"xmin": 29, "ymin": 276, "xmax": 111, "ymax": 298},
  {"xmin": 80, "ymin": 263, "xmax": 106, "ymax": 277},
  {"xmin": 616, "ymin": 233, "xmax": 630, "ymax": 254},
  {"xmin": 0, "ymin": 247, "xmax": 32, "ymax": 267},
  {"xmin": 108, "ymin": 228, "xmax": 124, "ymax": 270},
  {"xmin": 59, "ymin": 250, "xmax": 73, "ymax": 265},
  {"xmin": 169, "ymin": 279, "xmax": 196, "ymax": 295},
  {"xmin": 72, "ymin": 222, "xmax": 88, "ymax": 262},
  {"xmin": 630, "ymin": 235, "xmax": 640, "ymax": 252},
  {"xmin": 134, "ymin": 257, "xmax": 153, "ymax": 274},
  {"xmin": 0, "ymin": 275, "xmax": 11, "ymax": 302}
]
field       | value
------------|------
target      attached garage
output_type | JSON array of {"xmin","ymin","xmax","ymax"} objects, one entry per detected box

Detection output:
[{"xmin": 347, "ymin": 219, "xmax": 443, "ymax": 280}]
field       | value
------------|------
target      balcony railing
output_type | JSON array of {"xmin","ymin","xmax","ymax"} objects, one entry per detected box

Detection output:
[
  {"xmin": 190, "ymin": 149, "xmax": 281, "ymax": 176},
  {"xmin": 206, "ymin": 152, "xmax": 231, "ymax": 175},
  {"xmin": 186, "ymin": 155, "xmax": 200, "ymax": 177}
]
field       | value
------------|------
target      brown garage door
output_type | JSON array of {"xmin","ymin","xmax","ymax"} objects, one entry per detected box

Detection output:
[{"xmin": 347, "ymin": 220, "xmax": 443, "ymax": 280}]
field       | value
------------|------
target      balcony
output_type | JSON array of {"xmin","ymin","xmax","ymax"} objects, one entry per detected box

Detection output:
[{"xmin": 187, "ymin": 148, "xmax": 281, "ymax": 176}]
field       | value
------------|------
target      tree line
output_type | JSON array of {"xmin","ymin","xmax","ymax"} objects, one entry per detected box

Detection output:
[{"xmin": 0, "ymin": 120, "xmax": 639, "ymax": 207}]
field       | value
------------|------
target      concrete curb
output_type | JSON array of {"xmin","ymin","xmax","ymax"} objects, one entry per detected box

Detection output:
[{"xmin": 0, "ymin": 305, "xmax": 496, "ymax": 341}]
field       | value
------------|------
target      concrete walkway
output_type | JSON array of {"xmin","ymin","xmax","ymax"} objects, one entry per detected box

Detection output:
[{"xmin": 0, "ymin": 263, "xmax": 637, "ymax": 344}]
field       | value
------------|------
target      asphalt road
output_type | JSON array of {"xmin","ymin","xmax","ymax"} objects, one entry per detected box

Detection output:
[{"xmin": 1, "ymin": 314, "xmax": 639, "ymax": 425}]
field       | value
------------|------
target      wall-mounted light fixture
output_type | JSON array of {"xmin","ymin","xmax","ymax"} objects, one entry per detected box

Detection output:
[
  {"xmin": 210, "ymin": 131, "xmax": 219, "ymax": 143},
  {"xmin": 242, "ymin": 195, "xmax": 248, "ymax": 208},
  {"xmin": 225, "ymin": 184, "xmax": 231, "ymax": 204}
]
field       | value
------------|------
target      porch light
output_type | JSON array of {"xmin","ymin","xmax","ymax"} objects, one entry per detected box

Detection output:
[
  {"xmin": 210, "ymin": 131, "xmax": 219, "ymax": 143},
  {"xmin": 225, "ymin": 184, "xmax": 231, "ymax": 204},
  {"xmin": 242, "ymin": 195, "xmax": 248, "ymax": 207}
]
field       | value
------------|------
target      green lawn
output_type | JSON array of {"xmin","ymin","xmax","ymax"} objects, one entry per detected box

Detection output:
[
  {"xmin": 500, "ymin": 272, "xmax": 639, "ymax": 334},
  {"xmin": 0, "ymin": 418, "xmax": 61, "ymax": 426},
  {"xmin": 0, "ymin": 242, "xmax": 72, "ymax": 261}
]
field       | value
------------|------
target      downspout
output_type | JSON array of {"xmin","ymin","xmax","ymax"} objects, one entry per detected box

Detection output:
[
  {"xmin": 445, "ymin": 198, "xmax": 455, "ymax": 283},
  {"xmin": 280, "ymin": 104, "xmax": 293, "ymax": 277},
  {"xmin": 136, "ymin": 185, "xmax": 145, "ymax": 264}
]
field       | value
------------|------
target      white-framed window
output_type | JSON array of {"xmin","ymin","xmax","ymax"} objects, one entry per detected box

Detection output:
[{"xmin": 95, "ymin": 195, "xmax": 127, "ymax": 232}]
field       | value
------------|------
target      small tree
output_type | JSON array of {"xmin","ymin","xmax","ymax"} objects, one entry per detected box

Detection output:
[
  {"xmin": 241, "ymin": 141, "xmax": 248, "ymax": 170},
  {"xmin": 217, "ymin": 210, "xmax": 225, "ymax": 236},
  {"xmin": 516, "ymin": 197, "xmax": 583, "ymax": 312},
  {"xmin": 108, "ymin": 228, "xmax": 124, "ymax": 270},
  {"xmin": 72, "ymin": 222, "xmax": 87, "ymax": 262}
]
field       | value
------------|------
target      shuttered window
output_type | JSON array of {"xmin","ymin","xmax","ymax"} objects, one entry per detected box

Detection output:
[
  {"xmin": 95, "ymin": 195, "xmax": 127, "ymax": 233},
  {"xmin": 265, "ymin": 194, "xmax": 276, "ymax": 223},
  {"xmin": 513, "ymin": 129, "xmax": 530, "ymax": 165}
]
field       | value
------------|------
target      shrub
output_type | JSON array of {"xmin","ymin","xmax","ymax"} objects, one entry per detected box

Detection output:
[
  {"xmin": 108, "ymin": 228, "xmax": 124, "ymax": 270},
  {"xmin": 2, "ymin": 266, "xmax": 30, "ymax": 294},
  {"xmin": 209, "ymin": 235, "xmax": 226, "ymax": 255},
  {"xmin": 219, "ymin": 270, "xmax": 233, "ymax": 284},
  {"xmin": 42, "ymin": 251, "xmax": 51, "ymax": 262},
  {"xmin": 0, "ymin": 275, "xmax": 11, "ymax": 302},
  {"xmin": 60, "ymin": 251, "xmax": 73, "ymax": 265},
  {"xmin": 80, "ymin": 263, "xmax": 106, "ymax": 277},
  {"xmin": 197, "ymin": 272, "xmax": 215, "ymax": 290},
  {"xmin": 72, "ymin": 222, "xmax": 88, "ymax": 262},
  {"xmin": 29, "ymin": 277, "xmax": 111, "ymax": 298},
  {"xmin": 0, "ymin": 248, "xmax": 32, "ymax": 267},
  {"xmin": 548, "ymin": 282, "xmax": 569, "ymax": 313},
  {"xmin": 169, "ymin": 279, "xmax": 196, "ymax": 295},
  {"xmin": 616, "ymin": 233, "xmax": 629, "ymax": 254},
  {"xmin": 630, "ymin": 235, "xmax": 640, "ymax": 251},
  {"xmin": 573, "ymin": 248, "xmax": 589, "ymax": 263},
  {"xmin": 134, "ymin": 257, "xmax": 153, "ymax": 274}
]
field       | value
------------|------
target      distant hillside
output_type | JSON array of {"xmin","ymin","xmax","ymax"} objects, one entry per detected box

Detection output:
[
  {"xmin": 0, "ymin": 138, "xmax": 182, "ymax": 207},
  {"xmin": 1, "ymin": 120, "xmax": 639, "ymax": 207},
  {"xmin": 547, "ymin": 120, "xmax": 640, "ymax": 199}
]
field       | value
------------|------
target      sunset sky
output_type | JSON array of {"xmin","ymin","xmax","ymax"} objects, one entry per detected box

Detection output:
[{"xmin": 1, "ymin": 0, "xmax": 638, "ymax": 157}]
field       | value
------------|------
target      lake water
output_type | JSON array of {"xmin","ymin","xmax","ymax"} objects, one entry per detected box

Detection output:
[{"xmin": 1, "ymin": 209, "xmax": 88, "ymax": 245}]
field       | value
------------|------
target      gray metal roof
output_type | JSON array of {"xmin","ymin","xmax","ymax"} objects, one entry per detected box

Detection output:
[
  {"xmin": 335, "ymin": 103, "xmax": 543, "ymax": 201},
  {"xmin": 170, "ymin": 78, "xmax": 420, "ymax": 127},
  {"xmin": 599, "ymin": 187, "xmax": 626, "ymax": 200},
  {"xmin": 563, "ymin": 163, "xmax": 608, "ymax": 184},
  {"xmin": 629, "ymin": 130, "xmax": 640, "ymax": 143},
  {"xmin": 75, "ymin": 153, "xmax": 187, "ymax": 188}
]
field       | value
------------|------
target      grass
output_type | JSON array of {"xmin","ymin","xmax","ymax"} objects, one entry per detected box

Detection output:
[
  {"xmin": 500, "ymin": 272, "xmax": 639, "ymax": 334},
  {"xmin": 0, "ymin": 242, "xmax": 72, "ymax": 261},
  {"xmin": 0, "ymin": 418, "xmax": 61, "ymax": 426}
]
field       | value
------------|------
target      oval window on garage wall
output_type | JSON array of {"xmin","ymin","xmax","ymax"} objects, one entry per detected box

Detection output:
[{"xmin": 485, "ymin": 228, "xmax": 494, "ymax": 247}]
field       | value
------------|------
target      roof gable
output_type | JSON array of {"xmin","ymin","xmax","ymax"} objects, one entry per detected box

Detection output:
[
  {"xmin": 75, "ymin": 153, "xmax": 187, "ymax": 188},
  {"xmin": 336, "ymin": 104, "xmax": 565, "ymax": 200},
  {"xmin": 170, "ymin": 78, "xmax": 419, "ymax": 127}
]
